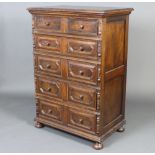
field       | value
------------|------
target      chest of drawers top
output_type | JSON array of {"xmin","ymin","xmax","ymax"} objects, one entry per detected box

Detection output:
[
  {"xmin": 28, "ymin": 6, "xmax": 133, "ymax": 16},
  {"xmin": 28, "ymin": 6, "xmax": 133, "ymax": 37}
]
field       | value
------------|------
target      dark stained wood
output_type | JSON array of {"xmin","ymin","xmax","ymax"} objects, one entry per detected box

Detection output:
[
  {"xmin": 68, "ymin": 84, "xmax": 97, "ymax": 109},
  {"xmin": 105, "ymin": 17, "xmax": 126, "ymax": 72},
  {"xmin": 122, "ymin": 16, "xmax": 129, "ymax": 118},
  {"xmin": 67, "ymin": 38, "xmax": 98, "ymax": 59},
  {"xmin": 68, "ymin": 18, "xmax": 99, "ymax": 36},
  {"xmin": 105, "ymin": 65, "xmax": 125, "ymax": 81},
  {"xmin": 67, "ymin": 108, "xmax": 97, "ymax": 133},
  {"xmin": 37, "ymin": 55, "xmax": 62, "ymax": 76},
  {"xmin": 28, "ymin": 6, "xmax": 133, "ymax": 150},
  {"xmin": 34, "ymin": 15, "xmax": 61, "ymax": 32},
  {"xmin": 38, "ymin": 99, "xmax": 64, "ymax": 123},
  {"xmin": 104, "ymin": 76, "xmax": 124, "ymax": 125},
  {"xmin": 67, "ymin": 60, "xmax": 98, "ymax": 85},
  {"xmin": 28, "ymin": 6, "xmax": 133, "ymax": 17},
  {"xmin": 36, "ymin": 77, "xmax": 62, "ymax": 100},
  {"xmin": 35, "ymin": 34, "xmax": 61, "ymax": 52}
]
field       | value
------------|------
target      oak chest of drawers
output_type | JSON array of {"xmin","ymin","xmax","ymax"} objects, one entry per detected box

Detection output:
[{"xmin": 28, "ymin": 6, "xmax": 133, "ymax": 149}]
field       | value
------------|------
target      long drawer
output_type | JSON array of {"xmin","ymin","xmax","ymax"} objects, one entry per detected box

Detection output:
[
  {"xmin": 33, "ymin": 15, "xmax": 100, "ymax": 36},
  {"xmin": 35, "ymin": 55, "xmax": 99, "ymax": 86},
  {"xmin": 36, "ymin": 98, "xmax": 97, "ymax": 134},
  {"xmin": 34, "ymin": 34, "xmax": 100, "ymax": 60},
  {"xmin": 35, "ymin": 76, "xmax": 98, "ymax": 110}
]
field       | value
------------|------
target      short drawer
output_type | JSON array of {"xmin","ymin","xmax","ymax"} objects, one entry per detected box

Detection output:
[
  {"xmin": 67, "ymin": 38, "xmax": 98, "ymax": 59},
  {"xmin": 67, "ymin": 108, "xmax": 96, "ymax": 133},
  {"xmin": 68, "ymin": 84, "xmax": 96, "ymax": 109},
  {"xmin": 68, "ymin": 18, "xmax": 99, "ymax": 36},
  {"xmin": 36, "ymin": 55, "xmax": 62, "ymax": 77},
  {"xmin": 35, "ymin": 34, "xmax": 61, "ymax": 52},
  {"xmin": 38, "ymin": 99, "xmax": 63, "ymax": 123},
  {"xmin": 36, "ymin": 77, "xmax": 62, "ymax": 99},
  {"xmin": 34, "ymin": 15, "xmax": 61, "ymax": 32},
  {"xmin": 67, "ymin": 60, "xmax": 98, "ymax": 85}
]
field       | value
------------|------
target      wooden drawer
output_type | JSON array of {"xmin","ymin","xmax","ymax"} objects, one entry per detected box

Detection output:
[
  {"xmin": 38, "ymin": 99, "xmax": 63, "ymax": 123},
  {"xmin": 36, "ymin": 77, "xmax": 62, "ymax": 99},
  {"xmin": 68, "ymin": 84, "xmax": 96, "ymax": 109},
  {"xmin": 34, "ymin": 15, "xmax": 61, "ymax": 32},
  {"xmin": 36, "ymin": 55, "xmax": 62, "ymax": 77},
  {"xmin": 67, "ymin": 108, "xmax": 96, "ymax": 133},
  {"xmin": 35, "ymin": 34, "xmax": 61, "ymax": 52},
  {"xmin": 68, "ymin": 18, "xmax": 99, "ymax": 36},
  {"xmin": 67, "ymin": 60, "xmax": 98, "ymax": 85},
  {"xmin": 66, "ymin": 38, "xmax": 98, "ymax": 59}
]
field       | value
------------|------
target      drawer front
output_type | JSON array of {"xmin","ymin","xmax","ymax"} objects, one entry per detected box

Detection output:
[
  {"xmin": 38, "ymin": 99, "xmax": 63, "ymax": 122},
  {"xmin": 68, "ymin": 61, "xmax": 98, "ymax": 85},
  {"xmin": 68, "ymin": 18, "xmax": 98, "ymax": 36},
  {"xmin": 37, "ymin": 55, "xmax": 62, "ymax": 76},
  {"xmin": 35, "ymin": 15, "xmax": 61, "ymax": 32},
  {"xmin": 35, "ymin": 34, "xmax": 61, "ymax": 52},
  {"xmin": 67, "ymin": 109, "xmax": 96, "ymax": 133},
  {"xmin": 37, "ymin": 77, "xmax": 62, "ymax": 99},
  {"xmin": 68, "ymin": 84, "xmax": 96, "ymax": 109},
  {"xmin": 67, "ymin": 39, "xmax": 98, "ymax": 59}
]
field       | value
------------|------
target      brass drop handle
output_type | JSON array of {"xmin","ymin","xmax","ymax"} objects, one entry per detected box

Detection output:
[
  {"xmin": 46, "ymin": 64, "xmax": 51, "ymax": 69},
  {"xmin": 55, "ymin": 40, "xmax": 59, "ymax": 46},
  {"xmin": 41, "ymin": 40, "xmax": 50, "ymax": 46},
  {"xmin": 39, "ymin": 65, "xmax": 43, "ymax": 70},
  {"xmin": 80, "ymin": 24, "xmax": 84, "ymax": 29},
  {"xmin": 47, "ymin": 109, "xmax": 53, "ymax": 114},
  {"xmin": 40, "ymin": 88, "xmax": 44, "ymax": 93},
  {"xmin": 69, "ymin": 46, "xmax": 74, "ymax": 52},
  {"xmin": 79, "ymin": 119, "xmax": 84, "ymax": 124},
  {"xmin": 79, "ymin": 95, "xmax": 84, "ymax": 100},
  {"xmin": 45, "ymin": 22, "xmax": 50, "ymax": 26},
  {"xmin": 39, "ymin": 64, "xmax": 51, "ymax": 70},
  {"xmin": 47, "ymin": 87, "xmax": 51, "ymax": 92},
  {"xmin": 41, "ymin": 109, "xmax": 52, "ymax": 114},
  {"xmin": 39, "ymin": 40, "xmax": 50, "ymax": 47},
  {"xmin": 79, "ymin": 46, "xmax": 84, "ymax": 51},
  {"xmin": 79, "ymin": 70, "xmax": 84, "ymax": 76},
  {"xmin": 40, "ymin": 87, "xmax": 51, "ymax": 93},
  {"xmin": 46, "ymin": 42, "xmax": 50, "ymax": 46},
  {"xmin": 41, "ymin": 109, "xmax": 45, "ymax": 114}
]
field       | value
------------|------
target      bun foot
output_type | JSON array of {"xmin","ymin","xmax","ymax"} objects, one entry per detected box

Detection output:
[
  {"xmin": 93, "ymin": 142, "xmax": 103, "ymax": 150},
  {"xmin": 35, "ymin": 121, "xmax": 44, "ymax": 128},
  {"xmin": 117, "ymin": 126, "xmax": 125, "ymax": 132}
]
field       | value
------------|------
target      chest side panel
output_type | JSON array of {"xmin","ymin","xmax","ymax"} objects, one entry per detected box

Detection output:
[{"xmin": 100, "ymin": 15, "xmax": 129, "ymax": 135}]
